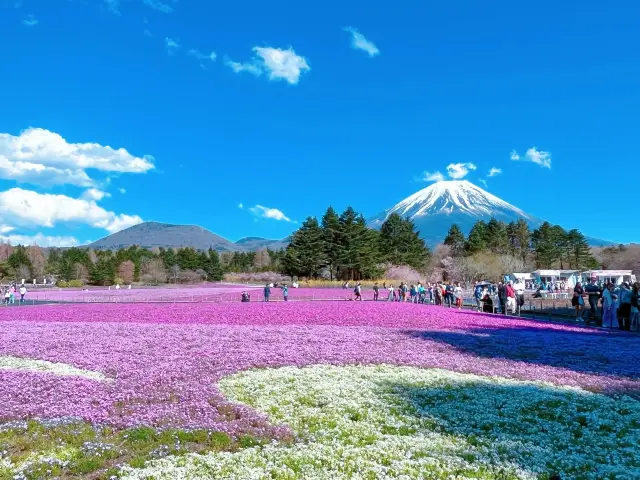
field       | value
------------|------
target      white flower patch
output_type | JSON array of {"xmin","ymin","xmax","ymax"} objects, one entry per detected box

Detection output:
[
  {"xmin": 0, "ymin": 356, "xmax": 110, "ymax": 382},
  {"xmin": 121, "ymin": 365, "xmax": 640, "ymax": 480}
]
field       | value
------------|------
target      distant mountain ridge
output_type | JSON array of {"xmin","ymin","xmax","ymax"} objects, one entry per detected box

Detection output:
[
  {"xmin": 368, "ymin": 180, "xmax": 611, "ymax": 247},
  {"xmin": 89, "ymin": 222, "xmax": 287, "ymax": 252}
]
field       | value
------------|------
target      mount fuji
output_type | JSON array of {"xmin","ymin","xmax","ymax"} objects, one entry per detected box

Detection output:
[{"xmin": 368, "ymin": 180, "xmax": 608, "ymax": 247}]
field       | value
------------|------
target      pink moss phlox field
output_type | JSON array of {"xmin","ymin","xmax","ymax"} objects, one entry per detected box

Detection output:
[
  {"xmin": 25, "ymin": 286, "xmax": 352, "ymax": 303},
  {"xmin": 0, "ymin": 302, "xmax": 637, "ymax": 437}
]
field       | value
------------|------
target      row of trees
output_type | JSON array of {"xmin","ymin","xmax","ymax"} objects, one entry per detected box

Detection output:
[
  {"xmin": 0, "ymin": 243, "xmax": 286, "ymax": 285},
  {"xmin": 443, "ymin": 219, "xmax": 598, "ymax": 270},
  {"xmin": 282, "ymin": 207, "xmax": 430, "ymax": 280}
]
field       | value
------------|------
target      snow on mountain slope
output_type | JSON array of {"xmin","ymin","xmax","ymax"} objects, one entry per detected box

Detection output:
[{"xmin": 382, "ymin": 180, "xmax": 531, "ymax": 220}]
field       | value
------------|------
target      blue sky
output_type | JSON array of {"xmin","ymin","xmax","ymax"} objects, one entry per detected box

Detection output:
[{"xmin": 0, "ymin": 0, "xmax": 638, "ymax": 246}]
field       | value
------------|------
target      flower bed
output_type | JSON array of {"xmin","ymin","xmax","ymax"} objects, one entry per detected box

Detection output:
[
  {"xmin": 124, "ymin": 365, "xmax": 640, "ymax": 479},
  {"xmin": 0, "ymin": 302, "xmax": 638, "ymax": 478}
]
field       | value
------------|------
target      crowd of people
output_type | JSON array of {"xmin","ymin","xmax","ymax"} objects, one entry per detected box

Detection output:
[
  {"xmin": 572, "ymin": 278, "xmax": 639, "ymax": 331},
  {"xmin": 1, "ymin": 283, "xmax": 27, "ymax": 305}
]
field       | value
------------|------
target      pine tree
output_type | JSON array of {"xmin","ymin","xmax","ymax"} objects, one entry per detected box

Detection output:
[
  {"xmin": 566, "ymin": 229, "xmax": 598, "ymax": 270},
  {"xmin": 531, "ymin": 222, "xmax": 561, "ymax": 268},
  {"xmin": 379, "ymin": 213, "xmax": 429, "ymax": 268},
  {"xmin": 287, "ymin": 217, "xmax": 325, "ymax": 278},
  {"xmin": 207, "ymin": 248, "xmax": 224, "ymax": 281},
  {"xmin": 321, "ymin": 206, "xmax": 341, "ymax": 281},
  {"xmin": 484, "ymin": 218, "xmax": 508, "ymax": 254},
  {"xmin": 465, "ymin": 221, "xmax": 487, "ymax": 254},
  {"xmin": 443, "ymin": 224, "xmax": 465, "ymax": 256},
  {"xmin": 507, "ymin": 219, "xmax": 531, "ymax": 264}
]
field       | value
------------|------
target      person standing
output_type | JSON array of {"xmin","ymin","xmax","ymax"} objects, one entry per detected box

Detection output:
[
  {"xmin": 584, "ymin": 277, "xmax": 601, "ymax": 324},
  {"xmin": 19, "ymin": 285, "xmax": 27, "ymax": 303},
  {"xmin": 506, "ymin": 282, "xmax": 516, "ymax": 314},
  {"xmin": 388, "ymin": 284, "xmax": 394, "ymax": 302},
  {"xmin": 373, "ymin": 283, "xmax": 379, "ymax": 302},
  {"xmin": 497, "ymin": 282, "xmax": 506, "ymax": 314},
  {"xmin": 281, "ymin": 284, "xmax": 289, "ymax": 302},
  {"xmin": 618, "ymin": 283, "xmax": 632, "ymax": 331},
  {"xmin": 572, "ymin": 282, "xmax": 585, "ymax": 320},
  {"xmin": 630, "ymin": 283, "xmax": 639, "ymax": 332},
  {"xmin": 264, "ymin": 283, "xmax": 271, "ymax": 302},
  {"xmin": 602, "ymin": 283, "xmax": 618, "ymax": 328},
  {"xmin": 474, "ymin": 283, "xmax": 483, "ymax": 311}
]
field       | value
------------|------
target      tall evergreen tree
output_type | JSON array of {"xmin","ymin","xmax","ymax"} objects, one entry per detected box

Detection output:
[
  {"xmin": 287, "ymin": 217, "xmax": 325, "ymax": 278},
  {"xmin": 566, "ymin": 229, "xmax": 598, "ymax": 270},
  {"xmin": 531, "ymin": 222, "xmax": 561, "ymax": 268},
  {"xmin": 207, "ymin": 248, "xmax": 224, "ymax": 281},
  {"xmin": 484, "ymin": 217, "xmax": 509, "ymax": 254},
  {"xmin": 379, "ymin": 213, "xmax": 430, "ymax": 268},
  {"xmin": 507, "ymin": 219, "xmax": 531, "ymax": 264},
  {"xmin": 443, "ymin": 224, "xmax": 466, "ymax": 256},
  {"xmin": 465, "ymin": 221, "xmax": 487, "ymax": 254},
  {"xmin": 321, "ymin": 206, "xmax": 341, "ymax": 281}
]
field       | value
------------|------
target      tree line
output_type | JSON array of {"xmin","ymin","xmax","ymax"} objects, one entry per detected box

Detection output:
[
  {"xmin": 0, "ymin": 243, "xmax": 285, "ymax": 285},
  {"xmin": 281, "ymin": 206, "xmax": 430, "ymax": 280},
  {"xmin": 443, "ymin": 218, "xmax": 598, "ymax": 270}
]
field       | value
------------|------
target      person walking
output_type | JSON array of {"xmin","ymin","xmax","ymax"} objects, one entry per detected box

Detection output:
[
  {"xmin": 373, "ymin": 283, "xmax": 379, "ymax": 301},
  {"xmin": 264, "ymin": 283, "xmax": 271, "ymax": 302},
  {"xmin": 19, "ymin": 285, "xmax": 26, "ymax": 303},
  {"xmin": 354, "ymin": 282, "xmax": 363, "ymax": 301},
  {"xmin": 454, "ymin": 282, "xmax": 463, "ymax": 309}
]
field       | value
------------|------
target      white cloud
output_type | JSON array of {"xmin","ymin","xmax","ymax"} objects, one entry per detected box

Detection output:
[
  {"xmin": 226, "ymin": 47, "xmax": 310, "ymax": 85},
  {"xmin": 238, "ymin": 203, "xmax": 244, "ymax": 209},
  {"xmin": 488, "ymin": 167, "xmax": 502, "ymax": 177},
  {"xmin": 525, "ymin": 147, "xmax": 552, "ymax": 168},
  {"xmin": 165, "ymin": 37, "xmax": 180, "ymax": 55},
  {"xmin": 423, "ymin": 171, "xmax": 445, "ymax": 182},
  {"xmin": 119, "ymin": 188, "xmax": 126, "ymax": 194},
  {"xmin": 22, "ymin": 14, "xmax": 38, "ymax": 27},
  {"xmin": 478, "ymin": 179, "xmax": 488, "ymax": 188},
  {"xmin": 0, "ymin": 188, "xmax": 142, "ymax": 234},
  {"xmin": 81, "ymin": 188, "xmax": 110, "ymax": 201},
  {"xmin": 446, "ymin": 162, "xmax": 477, "ymax": 179},
  {"xmin": 143, "ymin": 0, "xmax": 175, "ymax": 13},
  {"xmin": 224, "ymin": 57, "xmax": 263, "ymax": 77},
  {"xmin": 0, "ymin": 154, "xmax": 94, "ymax": 187},
  {"xmin": 249, "ymin": 205, "xmax": 292, "ymax": 222},
  {"xmin": 510, "ymin": 147, "xmax": 551, "ymax": 168},
  {"xmin": 343, "ymin": 27, "xmax": 379, "ymax": 57},
  {"xmin": 0, "ymin": 233, "xmax": 79, "ymax": 247},
  {"xmin": 0, "ymin": 128, "xmax": 154, "ymax": 186},
  {"xmin": 188, "ymin": 49, "xmax": 216, "ymax": 62},
  {"xmin": 144, "ymin": 29, "xmax": 152, "ymax": 38},
  {"xmin": 0, "ymin": 225, "xmax": 15, "ymax": 234}
]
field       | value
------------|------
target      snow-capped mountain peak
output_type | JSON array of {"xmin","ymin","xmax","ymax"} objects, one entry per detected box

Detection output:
[
  {"xmin": 368, "ymin": 180, "xmax": 536, "ymax": 245},
  {"xmin": 388, "ymin": 180, "xmax": 529, "ymax": 219}
]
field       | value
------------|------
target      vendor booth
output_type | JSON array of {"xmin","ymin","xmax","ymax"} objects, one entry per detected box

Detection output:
[
  {"xmin": 581, "ymin": 270, "xmax": 636, "ymax": 285},
  {"xmin": 532, "ymin": 270, "xmax": 580, "ymax": 288}
]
